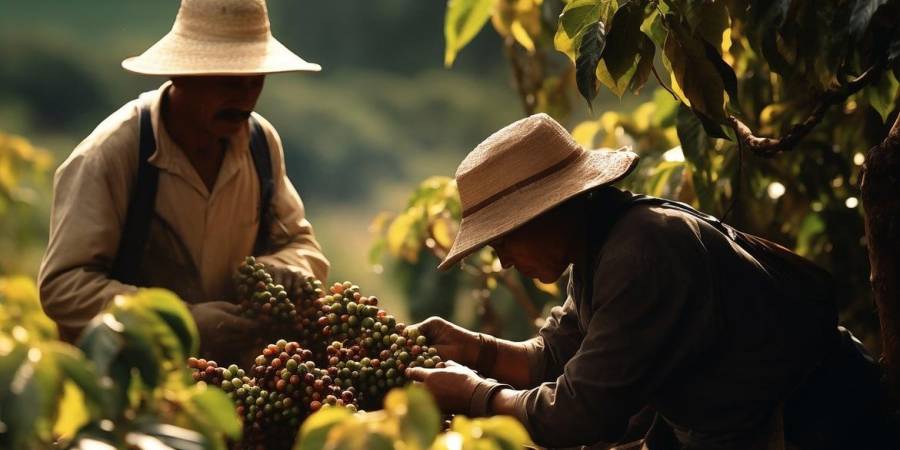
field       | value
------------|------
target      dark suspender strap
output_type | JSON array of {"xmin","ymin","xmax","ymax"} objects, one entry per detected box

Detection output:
[
  {"xmin": 248, "ymin": 115, "xmax": 274, "ymax": 255},
  {"xmin": 111, "ymin": 99, "xmax": 159, "ymax": 285}
]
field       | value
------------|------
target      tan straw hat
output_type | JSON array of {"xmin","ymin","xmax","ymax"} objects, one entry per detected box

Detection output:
[
  {"xmin": 122, "ymin": 0, "xmax": 321, "ymax": 76},
  {"xmin": 437, "ymin": 113, "xmax": 639, "ymax": 270}
]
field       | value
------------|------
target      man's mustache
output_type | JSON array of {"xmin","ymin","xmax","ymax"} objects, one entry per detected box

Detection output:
[{"xmin": 215, "ymin": 108, "xmax": 252, "ymax": 121}]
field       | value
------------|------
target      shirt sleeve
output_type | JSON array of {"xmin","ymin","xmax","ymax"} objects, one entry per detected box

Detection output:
[
  {"xmin": 511, "ymin": 207, "xmax": 715, "ymax": 447},
  {"xmin": 253, "ymin": 117, "xmax": 330, "ymax": 282},
  {"xmin": 38, "ymin": 112, "xmax": 140, "ymax": 338}
]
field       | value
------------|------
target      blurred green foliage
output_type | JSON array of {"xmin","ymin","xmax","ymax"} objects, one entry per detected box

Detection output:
[
  {"xmin": 295, "ymin": 385, "xmax": 531, "ymax": 450},
  {"xmin": 0, "ymin": 277, "xmax": 239, "ymax": 449}
]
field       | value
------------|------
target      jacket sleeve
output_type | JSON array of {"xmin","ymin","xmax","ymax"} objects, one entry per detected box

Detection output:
[
  {"xmin": 38, "ymin": 112, "xmax": 140, "ymax": 337},
  {"xmin": 510, "ymin": 207, "xmax": 715, "ymax": 448},
  {"xmin": 253, "ymin": 117, "xmax": 330, "ymax": 282}
]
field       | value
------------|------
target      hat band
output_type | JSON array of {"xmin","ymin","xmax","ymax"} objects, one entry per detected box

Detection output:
[{"xmin": 461, "ymin": 150, "xmax": 583, "ymax": 218}]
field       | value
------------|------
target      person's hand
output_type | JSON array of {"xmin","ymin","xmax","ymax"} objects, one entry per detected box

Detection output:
[
  {"xmin": 265, "ymin": 265, "xmax": 305, "ymax": 299},
  {"xmin": 405, "ymin": 317, "xmax": 481, "ymax": 368},
  {"xmin": 406, "ymin": 361, "xmax": 492, "ymax": 415},
  {"xmin": 189, "ymin": 301, "xmax": 260, "ymax": 365}
]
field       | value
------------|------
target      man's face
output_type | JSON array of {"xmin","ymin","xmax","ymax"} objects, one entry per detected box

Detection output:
[
  {"xmin": 171, "ymin": 75, "xmax": 266, "ymax": 138},
  {"xmin": 490, "ymin": 210, "xmax": 571, "ymax": 283}
]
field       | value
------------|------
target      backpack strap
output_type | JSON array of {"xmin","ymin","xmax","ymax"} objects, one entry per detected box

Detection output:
[
  {"xmin": 111, "ymin": 98, "xmax": 160, "ymax": 285},
  {"xmin": 248, "ymin": 115, "xmax": 274, "ymax": 255}
]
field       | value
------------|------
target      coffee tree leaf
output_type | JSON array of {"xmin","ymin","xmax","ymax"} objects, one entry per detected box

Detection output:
[
  {"xmin": 849, "ymin": 0, "xmax": 889, "ymax": 42},
  {"xmin": 576, "ymin": 20, "xmax": 607, "ymax": 107},
  {"xmin": 294, "ymin": 407, "xmax": 353, "ymax": 450},
  {"xmin": 555, "ymin": 0, "xmax": 616, "ymax": 61},
  {"xmin": 444, "ymin": 0, "xmax": 494, "ymax": 67},
  {"xmin": 664, "ymin": 19, "xmax": 727, "ymax": 123}
]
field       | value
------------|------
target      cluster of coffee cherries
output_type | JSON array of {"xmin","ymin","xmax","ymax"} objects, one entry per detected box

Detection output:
[
  {"xmin": 235, "ymin": 256, "xmax": 298, "ymax": 325},
  {"xmin": 189, "ymin": 262, "xmax": 447, "ymax": 449}
]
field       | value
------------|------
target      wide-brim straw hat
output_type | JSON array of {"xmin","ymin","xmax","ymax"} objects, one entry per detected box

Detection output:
[
  {"xmin": 122, "ymin": 0, "xmax": 320, "ymax": 76},
  {"xmin": 437, "ymin": 113, "xmax": 639, "ymax": 270}
]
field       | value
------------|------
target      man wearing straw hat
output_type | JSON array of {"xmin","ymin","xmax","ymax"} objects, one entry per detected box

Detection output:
[
  {"xmin": 38, "ymin": 0, "xmax": 328, "ymax": 364},
  {"xmin": 406, "ymin": 114, "xmax": 891, "ymax": 449}
]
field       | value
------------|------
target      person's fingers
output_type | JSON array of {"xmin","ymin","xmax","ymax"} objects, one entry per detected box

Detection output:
[
  {"xmin": 405, "ymin": 367, "xmax": 430, "ymax": 381},
  {"xmin": 216, "ymin": 301, "xmax": 244, "ymax": 315},
  {"xmin": 444, "ymin": 360, "xmax": 461, "ymax": 367}
]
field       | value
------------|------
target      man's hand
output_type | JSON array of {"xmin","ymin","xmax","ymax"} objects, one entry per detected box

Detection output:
[
  {"xmin": 190, "ymin": 301, "xmax": 260, "ymax": 365},
  {"xmin": 407, "ymin": 361, "xmax": 508, "ymax": 415},
  {"xmin": 265, "ymin": 265, "xmax": 305, "ymax": 299},
  {"xmin": 405, "ymin": 317, "xmax": 481, "ymax": 368}
]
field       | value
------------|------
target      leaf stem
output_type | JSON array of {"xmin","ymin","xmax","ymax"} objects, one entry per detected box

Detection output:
[{"xmin": 651, "ymin": 65, "xmax": 679, "ymax": 100}]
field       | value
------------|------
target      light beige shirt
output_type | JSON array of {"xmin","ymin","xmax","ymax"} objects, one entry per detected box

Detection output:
[{"xmin": 38, "ymin": 82, "xmax": 329, "ymax": 334}]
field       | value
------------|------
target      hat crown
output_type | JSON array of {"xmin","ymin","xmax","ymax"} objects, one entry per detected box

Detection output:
[
  {"xmin": 174, "ymin": 0, "xmax": 271, "ymax": 41},
  {"xmin": 456, "ymin": 113, "xmax": 583, "ymax": 215}
]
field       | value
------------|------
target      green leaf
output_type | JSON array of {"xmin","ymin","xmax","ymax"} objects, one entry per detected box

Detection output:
[
  {"xmin": 555, "ymin": 0, "xmax": 617, "ymax": 61},
  {"xmin": 189, "ymin": 386, "xmax": 242, "ymax": 440},
  {"xmin": 576, "ymin": 20, "xmax": 607, "ymax": 107},
  {"xmin": 675, "ymin": 104, "xmax": 715, "ymax": 210},
  {"xmin": 321, "ymin": 421, "xmax": 394, "ymax": 450},
  {"xmin": 601, "ymin": 1, "xmax": 645, "ymax": 82},
  {"xmin": 866, "ymin": 71, "xmax": 899, "ymax": 123},
  {"xmin": 849, "ymin": 0, "xmax": 889, "ymax": 41},
  {"xmin": 702, "ymin": 40, "xmax": 738, "ymax": 105},
  {"xmin": 472, "ymin": 416, "xmax": 534, "ymax": 450},
  {"xmin": 682, "ymin": 0, "xmax": 730, "ymax": 48},
  {"xmin": 49, "ymin": 341, "xmax": 112, "ymax": 417},
  {"xmin": 395, "ymin": 386, "xmax": 440, "ymax": 449},
  {"xmin": 664, "ymin": 19, "xmax": 727, "ymax": 123},
  {"xmin": 444, "ymin": 0, "xmax": 494, "ymax": 67},
  {"xmin": 138, "ymin": 289, "xmax": 199, "ymax": 359},
  {"xmin": 629, "ymin": 35, "xmax": 655, "ymax": 94},
  {"xmin": 3, "ymin": 344, "xmax": 62, "ymax": 448},
  {"xmin": 0, "ymin": 334, "xmax": 27, "ymax": 399},
  {"xmin": 295, "ymin": 407, "xmax": 353, "ymax": 450},
  {"xmin": 640, "ymin": 9, "xmax": 668, "ymax": 49}
]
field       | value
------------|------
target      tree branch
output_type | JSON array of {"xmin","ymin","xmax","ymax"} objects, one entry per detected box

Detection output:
[
  {"xmin": 729, "ymin": 62, "xmax": 886, "ymax": 158},
  {"xmin": 503, "ymin": 36, "xmax": 536, "ymax": 115}
]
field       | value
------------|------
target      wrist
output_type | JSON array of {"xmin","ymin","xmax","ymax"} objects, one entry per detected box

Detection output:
[
  {"xmin": 474, "ymin": 333, "xmax": 500, "ymax": 375},
  {"xmin": 469, "ymin": 380, "xmax": 512, "ymax": 417}
]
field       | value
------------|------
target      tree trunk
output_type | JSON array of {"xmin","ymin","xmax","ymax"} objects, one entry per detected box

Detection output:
[{"xmin": 860, "ymin": 111, "xmax": 900, "ymax": 409}]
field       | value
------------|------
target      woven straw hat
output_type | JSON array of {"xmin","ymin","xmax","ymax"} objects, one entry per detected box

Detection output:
[
  {"xmin": 122, "ymin": 0, "xmax": 320, "ymax": 76},
  {"xmin": 437, "ymin": 113, "xmax": 639, "ymax": 270}
]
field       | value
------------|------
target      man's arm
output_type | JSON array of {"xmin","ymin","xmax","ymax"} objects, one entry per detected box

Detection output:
[
  {"xmin": 252, "ymin": 117, "xmax": 329, "ymax": 282},
  {"xmin": 38, "ymin": 122, "xmax": 141, "ymax": 338}
]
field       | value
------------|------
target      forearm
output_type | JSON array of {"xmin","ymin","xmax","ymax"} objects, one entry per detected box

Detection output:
[
  {"xmin": 485, "ymin": 337, "xmax": 542, "ymax": 389},
  {"xmin": 38, "ymin": 267, "xmax": 138, "ymax": 339}
]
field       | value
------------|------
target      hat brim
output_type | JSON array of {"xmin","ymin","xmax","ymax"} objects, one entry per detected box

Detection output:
[
  {"xmin": 122, "ymin": 32, "xmax": 321, "ymax": 76},
  {"xmin": 437, "ymin": 148, "xmax": 639, "ymax": 271}
]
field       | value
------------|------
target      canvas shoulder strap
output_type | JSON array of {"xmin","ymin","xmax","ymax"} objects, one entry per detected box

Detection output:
[
  {"xmin": 615, "ymin": 196, "xmax": 834, "ymax": 306},
  {"xmin": 248, "ymin": 115, "xmax": 274, "ymax": 255},
  {"xmin": 111, "ymin": 98, "xmax": 159, "ymax": 285}
]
